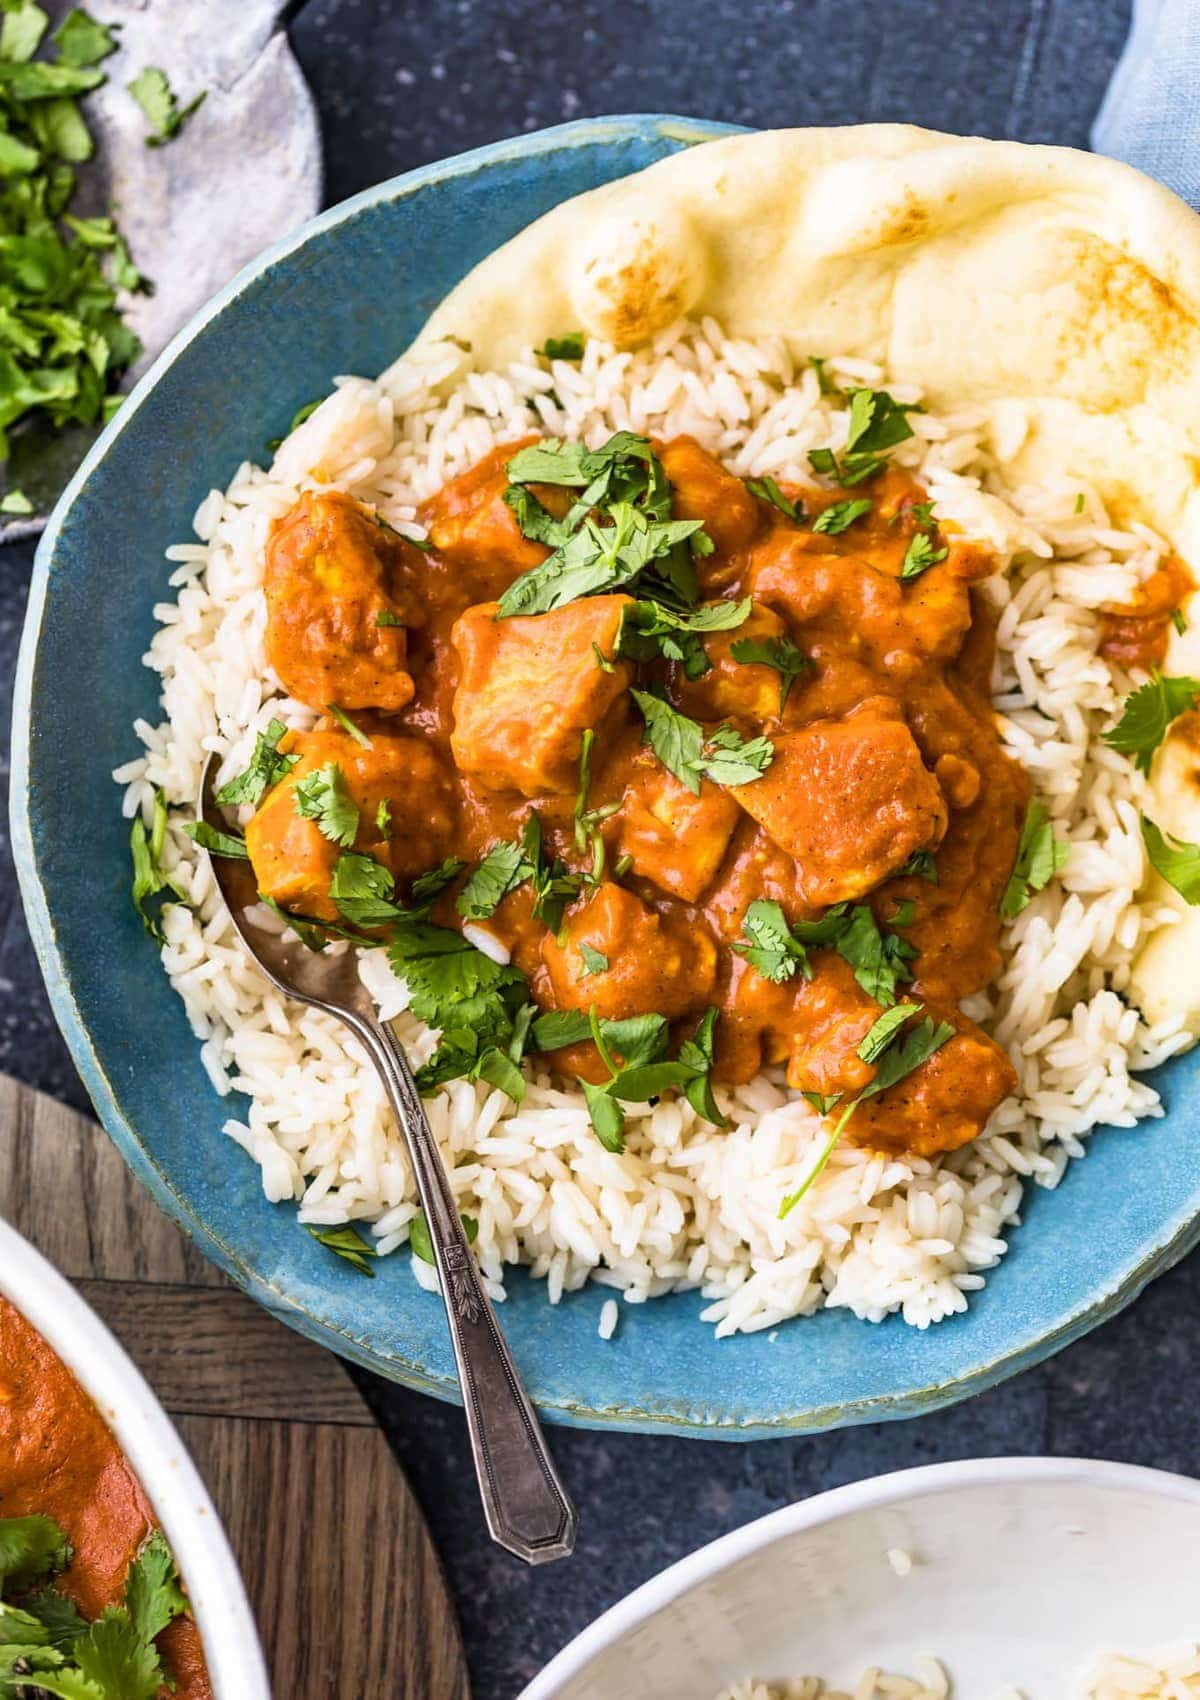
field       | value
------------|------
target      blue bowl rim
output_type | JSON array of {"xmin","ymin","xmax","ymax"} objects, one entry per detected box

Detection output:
[{"xmin": 11, "ymin": 113, "xmax": 1200, "ymax": 1438}]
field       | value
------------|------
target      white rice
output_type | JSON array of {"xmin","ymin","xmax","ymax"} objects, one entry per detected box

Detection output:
[{"xmin": 116, "ymin": 318, "xmax": 1192, "ymax": 1334}]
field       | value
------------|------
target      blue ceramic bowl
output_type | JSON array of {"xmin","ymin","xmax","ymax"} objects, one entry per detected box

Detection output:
[{"xmin": 12, "ymin": 116, "xmax": 1200, "ymax": 1439}]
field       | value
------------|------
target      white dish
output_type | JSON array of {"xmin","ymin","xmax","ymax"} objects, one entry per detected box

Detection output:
[
  {"xmin": 0, "ymin": 1217, "xmax": 269, "ymax": 1700},
  {"xmin": 521, "ymin": 1457, "xmax": 1200, "ymax": 1699}
]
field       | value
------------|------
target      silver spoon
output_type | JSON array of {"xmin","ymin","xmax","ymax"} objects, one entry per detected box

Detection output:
[{"xmin": 197, "ymin": 755, "xmax": 577, "ymax": 1564}]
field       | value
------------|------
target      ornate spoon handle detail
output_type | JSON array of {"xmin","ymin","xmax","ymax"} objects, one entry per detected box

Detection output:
[{"xmin": 358, "ymin": 1014, "xmax": 577, "ymax": 1564}]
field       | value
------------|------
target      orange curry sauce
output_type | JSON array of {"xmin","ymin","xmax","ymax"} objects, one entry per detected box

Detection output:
[
  {"xmin": 243, "ymin": 436, "xmax": 1184, "ymax": 1161},
  {"xmin": 0, "ymin": 1296, "xmax": 211, "ymax": 1698}
]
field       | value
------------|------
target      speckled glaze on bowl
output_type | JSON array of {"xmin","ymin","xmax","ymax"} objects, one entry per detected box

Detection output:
[
  {"xmin": 12, "ymin": 115, "xmax": 1200, "ymax": 1440},
  {"xmin": 0, "ymin": 1221, "xmax": 268, "ymax": 1697}
]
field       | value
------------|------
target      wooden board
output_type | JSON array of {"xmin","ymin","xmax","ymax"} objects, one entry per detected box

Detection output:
[{"xmin": 0, "ymin": 1073, "xmax": 470, "ymax": 1700}]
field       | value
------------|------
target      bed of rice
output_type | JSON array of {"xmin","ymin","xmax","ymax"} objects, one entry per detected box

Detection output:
[
  {"xmin": 114, "ymin": 317, "xmax": 1192, "ymax": 1334},
  {"xmin": 718, "ymin": 1640, "xmax": 1200, "ymax": 1699}
]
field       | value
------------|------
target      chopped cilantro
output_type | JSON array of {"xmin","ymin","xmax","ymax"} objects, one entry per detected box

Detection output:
[
  {"xmin": 410, "ymin": 857, "xmax": 467, "ymax": 904},
  {"xmin": 130, "ymin": 789, "xmax": 185, "ymax": 938},
  {"xmin": 1142, "ymin": 816, "xmax": 1200, "ymax": 903},
  {"xmin": 745, "ymin": 475, "xmax": 803, "ymax": 521},
  {"xmin": 498, "ymin": 431, "xmax": 712, "ymax": 617},
  {"xmin": 733, "ymin": 899, "xmax": 809, "ymax": 983},
  {"xmin": 631, "ymin": 689, "xmax": 774, "ymax": 794},
  {"xmin": 812, "ymin": 497, "xmax": 872, "ymax": 536},
  {"xmin": 375, "ymin": 798, "xmax": 391, "ymax": 839},
  {"xmin": 833, "ymin": 903, "xmax": 916, "ymax": 1005},
  {"xmin": 807, "ymin": 387, "xmax": 915, "ymax": 486},
  {"xmin": 523, "ymin": 812, "xmax": 585, "ymax": 930},
  {"xmin": 375, "ymin": 608, "xmax": 405, "ymax": 627},
  {"xmin": 408, "ymin": 1207, "xmax": 480, "ymax": 1264},
  {"xmin": 579, "ymin": 943, "xmax": 608, "ymax": 977},
  {"xmin": 389, "ymin": 916, "xmax": 531, "ymax": 1095},
  {"xmin": 456, "ymin": 839, "xmax": 532, "ymax": 921},
  {"xmin": 1173, "ymin": 607, "xmax": 1189, "ymax": 636},
  {"xmin": 214, "ymin": 718, "xmax": 298, "ymax": 807},
  {"xmin": 183, "ymin": 819, "xmax": 248, "ymax": 859},
  {"xmin": 897, "ymin": 848, "xmax": 938, "ymax": 883},
  {"xmin": 900, "ymin": 530, "xmax": 948, "ymax": 580},
  {"xmin": 1000, "ymin": 801, "xmax": 1070, "ymax": 919},
  {"xmin": 292, "ymin": 762, "xmax": 359, "ymax": 848},
  {"xmin": 734, "ymin": 897, "xmax": 914, "ymax": 1006},
  {"xmin": 0, "ymin": 1515, "xmax": 71, "ymax": 1594},
  {"xmin": 127, "ymin": 64, "xmax": 205, "ymax": 146},
  {"xmin": 1074, "ymin": 491, "xmax": 1085, "ymax": 514},
  {"xmin": 0, "ymin": 487, "xmax": 32, "ymax": 513},
  {"xmin": 729, "ymin": 632, "xmax": 811, "ymax": 709},
  {"xmin": 329, "ymin": 851, "xmax": 402, "ymax": 927},
  {"xmin": 615, "ymin": 595, "xmax": 752, "ymax": 680},
  {"xmin": 307, "ymin": 1223, "xmax": 378, "ymax": 1277},
  {"xmin": 537, "ymin": 331, "xmax": 585, "ymax": 360},
  {"xmin": 1102, "ymin": 670, "xmax": 1200, "ymax": 776},
  {"xmin": 52, "ymin": 10, "xmax": 118, "ymax": 67},
  {"xmin": 325, "ymin": 702, "xmax": 372, "ymax": 748},
  {"xmin": 857, "ymin": 1000, "xmax": 922, "ymax": 1064}
]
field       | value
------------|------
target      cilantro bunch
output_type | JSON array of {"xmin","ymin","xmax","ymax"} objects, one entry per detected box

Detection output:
[{"xmin": 0, "ymin": 1515, "xmax": 191, "ymax": 1699}]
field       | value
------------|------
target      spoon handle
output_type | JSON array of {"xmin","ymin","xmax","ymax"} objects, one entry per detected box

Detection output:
[{"xmin": 359, "ymin": 1015, "xmax": 577, "ymax": 1565}]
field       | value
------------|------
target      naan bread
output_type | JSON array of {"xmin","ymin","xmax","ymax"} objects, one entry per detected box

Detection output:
[{"xmin": 411, "ymin": 124, "xmax": 1200, "ymax": 1032}]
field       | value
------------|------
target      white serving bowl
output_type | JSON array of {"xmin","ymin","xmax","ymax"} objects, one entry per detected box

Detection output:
[
  {"xmin": 0, "ymin": 1218, "xmax": 269, "ymax": 1699},
  {"xmin": 522, "ymin": 1457, "xmax": 1200, "ymax": 1699}
]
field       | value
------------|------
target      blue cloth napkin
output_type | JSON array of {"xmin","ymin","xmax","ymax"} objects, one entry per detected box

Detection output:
[{"xmin": 1093, "ymin": 0, "xmax": 1200, "ymax": 204}]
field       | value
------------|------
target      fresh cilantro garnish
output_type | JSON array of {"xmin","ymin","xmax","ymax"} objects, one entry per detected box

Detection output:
[
  {"xmin": 325, "ymin": 702, "xmax": 372, "ymax": 748},
  {"xmin": 307, "ymin": 1223, "xmax": 378, "ymax": 1277},
  {"xmin": 127, "ymin": 64, "xmax": 205, "ymax": 145},
  {"xmin": 897, "ymin": 848, "xmax": 938, "ymax": 883},
  {"xmin": 260, "ymin": 895, "xmax": 336, "ymax": 952},
  {"xmin": 292, "ymin": 762, "xmax": 359, "ymax": 847},
  {"xmin": 1173, "ymin": 608, "xmax": 1189, "ymax": 636},
  {"xmin": 375, "ymin": 798, "xmax": 391, "ymax": 839},
  {"xmin": 807, "ymin": 387, "xmax": 915, "ymax": 486},
  {"xmin": 890, "ymin": 898, "xmax": 915, "ymax": 927},
  {"xmin": 130, "ymin": 789, "xmax": 186, "ymax": 938},
  {"xmin": 779, "ymin": 1006, "xmax": 953, "ymax": 1216},
  {"xmin": 615, "ymin": 595, "xmax": 752, "ymax": 680},
  {"xmin": 0, "ymin": 1515, "xmax": 71, "ymax": 1594},
  {"xmin": 569, "ymin": 729, "xmax": 619, "ymax": 880},
  {"xmin": 456, "ymin": 839, "xmax": 532, "ymax": 921},
  {"xmin": 410, "ymin": 857, "xmax": 467, "ymax": 904},
  {"xmin": 215, "ymin": 718, "xmax": 298, "ymax": 807},
  {"xmin": 408, "ymin": 1207, "xmax": 479, "ymax": 1264},
  {"xmin": 375, "ymin": 608, "xmax": 404, "ymax": 627},
  {"xmin": 745, "ymin": 475, "xmax": 802, "ymax": 521},
  {"xmin": 52, "ymin": 10, "xmax": 118, "ymax": 67},
  {"xmin": 734, "ymin": 897, "xmax": 914, "ymax": 1005},
  {"xmin": 389, "ymin": 917, "xmax": 532, "ymax": 1099},
  {"xmin": 631, "ymin": 689, "xmax": 774, "ymax": 794},
  {"xmin": 537, "ymin": 331, "xmax": 585, "ymax": 360},
  {"xmin": 524, "ymin": 811, "xmax": 586, "ymax": 929},
  {"xmin": 1102, "ymin": 670, "xmax": 1200, "ymax": 776},
  {"xmin": 329, "ymin": 850, "xmax": 402, "ymax": 927},
  {"xmin": 123, "ymin": 1531, "xmax": 187, "ymax": 1647},
  {"xmin": 812, "ymin": 498, "xmax": 872, "ymax": 536},
  {"xmin": 0, "ymin": 487, "xmax": 32, "ymax": 513},
  {"xmin": 1000, "ymin": 801, "xmax": 1070, "ymax": 919},
  {"xmin": 1142, "ymin": 816, "xmax": 1200, "ymax": 903},
  {"xmin": 810, "ymin": 355, "xmax": 839, "ymax": 395},
  {"xmin": 900, "ymin": 530, "xmax": 948, "ymax": 580},
  {"xmin": 498, "ymin": 431, "xmax": 713, "ymax": 617},
  {"xmin": 729, "ymin": 632, "xmax": 811, "ymax": 709},
  {"xmin": 183, "ymin": 820, "xmax": 249, "ymax": 859},
  {"xmin": 578, "ymin": 943, "xmax": 608, "ymax": 977}
]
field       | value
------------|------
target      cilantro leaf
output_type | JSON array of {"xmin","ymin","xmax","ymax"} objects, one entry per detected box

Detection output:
[
  {"xmin": 858, "ymin": 1014, "xmax": 954, "ymax": 1100},
  {"xmin": 677, "ymin": 1006, "xmax": 726, "ymax": 1126},
  {"xmin": 812, "ymin": 498, "xmax": 872, "ymax": 535},
  {"xmin": 124, "ymin": 1531, "xmax": 186, "ymax": 1647},
  {"xmin": 411, "ymin": 857, "xmax": 467, "ymax": 904},
  {"xmin": 615, "ymin": 595, "xmax": 752, "ymax": 680},
  {"xmin": 183, "ymin": 820, "xmax": 249, "ymax": 859},
  {"xmin": 900, "ymin": 530, "xmax": 948, "ymax": 580},
  {"xmin": 631, "ymin": 690, "xmax": 774, "ymax": 793},
  {"xmin": 20, "ymin": 1589, "xmax": 87, "ymax": 1649},
  {"xmin": 694, "ymin": 722, "xmax": 774, "ymax": 786},
  {"xmin": 729, "ymin": 632, "xmax": 811, "ymax": 709},
  {"xmin": 375, "ymin": 608, "xmax": 404, "ymax": 628},
  {"xmin": 582, "ymin": 1079, "xmax": 626, "ymax": 1151},
  {"xmin": 456, "ymin": 839, "xmax": 532, "ymax": 921},
  {"xmin": 328, "ymin": 850, "xmax": 402, "ymax": 927},
  {"xmin": 537, "ymin": 331, "xmax": 585, "ymax": 360},
  {"xmin": 325, "ymin": 703, "xmax": 372, "ymax": 748},
  {"xmin": 131, "ymin": 790, "xmax": 186, "ymax": 938},
  {"xmin": 1, "ymin": 4, "xmax": 51, "ymax": 66},
  {"xmin": 409, "ymin": 1208, "xmax": 479, "ymax": 1264},
  {"xmin": 1000, "ymin": 801, "xmax": 1070, "ymax": 919},
  {"xmin": 733, "ymin": 898, "xmax": 810, "ymax": 983},
  {"xmin": 307, "ymin": 1223, "xmax": 378, "ymax": 1277},
  {"xmin": 896, "ymin": 848, "xmax": 938, "ymax": 883},
  {"xmin": 745, "ymin": 475, "xmax": 802, "ymax": 520},
  {"xmin": 292, "ymin": 761, "xmax": 359, "ymax": 848},
  {"xmin": 833, "ymin": 904, "xmax": 916, "ymax": 1005},
  {"xmin": 1142, "ymin": 815, "xmax": 1200, "ymax": 903},
  {"xmin": 1102, "ymin": 670, "xmax": 1200, "ymax": 776},
  {"xmin": 579, "ymin": 943, "xmax": 608, "ymax": 977},
  {"xmin": 215, "ymin": 718, "xmax": 298, "ymax": 807},
  {"xmin": 127, "ymin": 65, "xmax": 205, "ymax": 146},
  {"xmin": 857, "ymin": 1000, "xmax": 922, "ymax": 1064},
  {"xmin": 0, "ymin": 486, "xmax": 33, "ymax": 512},
  {"xmin": 807, "ymin": 388, "xmax": 915, "ymax": 486},
  {"xmin": 0, "ymin": 1514, "xmax": 71, "ymax": 1592},
  {"xmin": 51, "ymin": 10, "xmax": 119, "ymax": 67}
]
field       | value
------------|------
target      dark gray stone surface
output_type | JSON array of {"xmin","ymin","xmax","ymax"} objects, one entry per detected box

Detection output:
[{"xmin": 6, "ymin": 3, "xmax": 1179, "ymax": 1697}]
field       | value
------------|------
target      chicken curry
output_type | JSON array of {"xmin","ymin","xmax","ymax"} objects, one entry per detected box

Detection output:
[
  {"xmin": 213, "ymin": 391, "xmax": 1120, "ymax": 1171},
  {"xmin": 0, "ymin": 1296, "xmax": 210, "ymax": 1697}
]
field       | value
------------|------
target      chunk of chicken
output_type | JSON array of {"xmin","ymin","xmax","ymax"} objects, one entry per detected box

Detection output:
[
  {"xmin": 781, "ymin": 956, "xmax": 1016, "ymax": 1159},
  {"xmin": 732, "ymin": 700, "xmax": 947, "ymax": 906},
  {"xmin": 660, "ymin": 436, "xmax": 759, "ymax": 559},
  {"xmin": 246, "ymin": 723, "xmax": 455, "ymax": 921},
  {"xmin": 450, "ymin": 596, "xmax": 633, "ymax": 796},
  {"xmin": 673, "ymin": 601, "xmax": 796, "ymax": 723},
  {"xmin": 265, "ymin": 492, "xmax": 419, "ymax": 714},
  {"xmin": 612, "ymin": 751, "xmax": 741, "ymax": 902},
  {"xmin": 540, "ymin": 882, "xmax": 717, "ymax": 1020}
]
